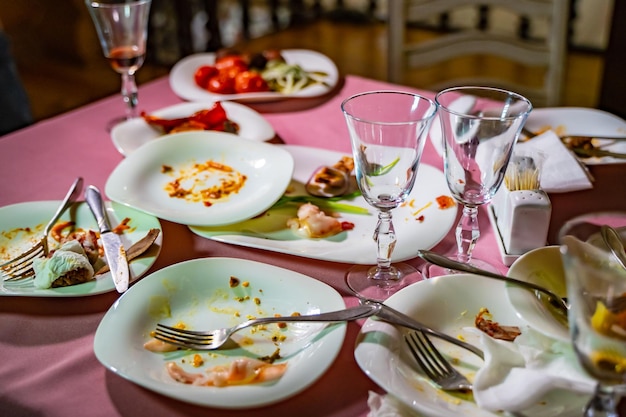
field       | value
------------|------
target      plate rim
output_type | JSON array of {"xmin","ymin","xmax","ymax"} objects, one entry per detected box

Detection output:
[
  {"xmin": 169, "ymin": 49, "xmax": 339, "ymax": 102},
  {"xmin": 354, "ymin": 273, "xmax": 587, "ymax": 417},
  {"xmin": 189, "ymin": 144, "xmax": 458, "ymax": 264},
  {"xmin": 105, "ymin": 130, "xmax": 295, "ymax": 226},
  {"xmin": 93, "ymin": 256, "xmax": 347, "ymax": 409},
  {"xmin": 0, "ymin": 200, "xmax": 162, "ymax": 297},
  {"xmin": 110, "ymin": 101, "xmax": 276, "ymax": 157}
]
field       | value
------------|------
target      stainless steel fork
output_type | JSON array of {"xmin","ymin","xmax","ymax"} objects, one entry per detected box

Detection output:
[
  {"xmin": 1, "ymin": 177, "xmax": 83, "ymax": 283},
  {"xmin": 404, "ymin": 330, "xmax": 473, "ymax": 391},
  {"xmin": 154, "ymin": 304, "xmax": 378, "ymax": 350}
]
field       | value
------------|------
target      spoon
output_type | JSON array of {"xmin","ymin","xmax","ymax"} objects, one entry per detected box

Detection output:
[
  {"xmin": 600, "ymin": 225, "xmax": 626, "ymax": 270},
  {"xmin": 416, "ymin": 250, "xmax": 570, "ymax": 319}
]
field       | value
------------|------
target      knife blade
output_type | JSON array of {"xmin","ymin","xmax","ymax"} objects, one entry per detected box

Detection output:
[{"xmin": 85, "ymin": 185, "xmax": 129, "ymax": 293}]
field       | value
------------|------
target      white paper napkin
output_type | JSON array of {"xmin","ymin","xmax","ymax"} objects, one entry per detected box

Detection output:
[
  {"xmin": 367, "ymin": 391, "xmax": 422, "ymax": 417},
  {"xmin": 515, "ymin": 130, "xmax": 594, "ymax": 193},
  {"xmin": 470, "ymin": 326, "xmax": 596, "ymax": 412}
]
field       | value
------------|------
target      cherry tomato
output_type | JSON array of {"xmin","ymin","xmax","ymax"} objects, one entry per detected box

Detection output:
[
  {"xmin": 215, "ymin": 55, "xmax": 248, "ymax": 70},
  {"xmin": 219, "ymin": 64, "xmax": 247, "ymax": 81},
  {"xmin": 194, "ymin": 65, "xmax": 218, "ymax": 88},
  {"xmin": 206, "ymin": 74, "xmax": 235, "ymax": 94},
  {"xmin": 234, "ymin": 71, "xmax": 269, "ymax": 93}
]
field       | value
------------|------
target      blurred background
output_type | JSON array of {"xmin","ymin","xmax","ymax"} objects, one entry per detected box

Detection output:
[{"xmin": 0, "ymin": 0, "xmax": 617, "ymax": 124}]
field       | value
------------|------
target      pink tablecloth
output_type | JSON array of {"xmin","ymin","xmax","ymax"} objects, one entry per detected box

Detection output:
[{"xmin": 0, "ymin": 75, "xmax": 623, "ymax": 417}]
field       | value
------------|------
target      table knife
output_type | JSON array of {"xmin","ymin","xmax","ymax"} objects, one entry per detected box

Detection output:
[{"xmin": 85, "ymin": 185, "xmax": 129, "ymax": 293}]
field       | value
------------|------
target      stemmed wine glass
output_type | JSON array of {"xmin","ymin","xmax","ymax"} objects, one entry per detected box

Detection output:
[
  {"xmin": 422, "ymin": 86, "xmax": 532, "ymax": 278},
  {"xmin": 560, "ymin": 230, "xmax": 626, "ymax": 417},
  {"xmin": 85, "ymin": 0, "xmax": 152, "ymax": 130},
  {"xmin": 341, "ymin": 90, "xmax": 437, "ymax": 301}
]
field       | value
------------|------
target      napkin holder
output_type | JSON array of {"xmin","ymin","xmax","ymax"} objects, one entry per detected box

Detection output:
[{"xmin": 489, "ymin": 153, "xmax": 552, "ymax": 266}]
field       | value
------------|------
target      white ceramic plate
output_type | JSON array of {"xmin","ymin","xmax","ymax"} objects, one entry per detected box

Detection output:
[
  {"xmin": 105, "ymin": 131, "xmax": 294, "ymax": 226},
  {"xmin": 0, "ymin": 201, "xmax": 162, "ymax": 297},
  {"xmin": 94, "ymin": 257, "xmax": 346, "ymax": 409},
  {"xmin": 169, "ymin": 49, "xmax": 339, "ymax": 102},
  {"xmin": 111, "ymin": 102, "xmax": 276, "ymax": 157},
  {"xmin": 430, "ymin": 107, "xmax": 626, "ymax": 164},
  {"xmin": 525, "ymin": 107, "xmax": 626, "ymax": 164},
  {"xmin": 506, "ymin": 246, "xmax": 570, "ymax": 342},
  {"xmin": 354, "ymin": 274, "xmax": 588, "ymax": 417},
  {"xmin": 189, "ymin": 145, "xmax": 458, "ymax": 264}
]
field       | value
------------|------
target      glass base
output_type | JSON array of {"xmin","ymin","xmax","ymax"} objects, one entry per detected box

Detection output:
[
  {"xmin": 345, "ymin": 262, "xmax": 422, "ymax": 302},
  {"xmin": 421, "ymin": 255, "xmax": 502, "ymax": 279}
]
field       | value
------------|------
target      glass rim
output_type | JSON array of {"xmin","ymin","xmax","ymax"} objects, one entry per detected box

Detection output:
[
  {"xmin": 435, "ymin": 86, "xmax": 533, "ymax": 120},
  {"xmin": 86, "ymin": 0, "xmax": 151, "ymax": 7},
  {"xmin": 341, "ymin": 90, "xmax": 438, "ymax": 125}
]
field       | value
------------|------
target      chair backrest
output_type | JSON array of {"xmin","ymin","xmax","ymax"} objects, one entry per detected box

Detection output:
[{"xmin": 387, "ymin": 0, "xmax": 569, "ymax": 106}]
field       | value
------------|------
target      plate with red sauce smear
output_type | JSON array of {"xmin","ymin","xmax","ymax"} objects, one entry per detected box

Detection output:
[
  {"xmin": 105, "ymin": 131, "xmax": 294, "ymax": 226},
  {"xmin": 189, "ymin": 145, "xmax": 458, "ymax": 264},
  {"xmin": 111, "ymin": 101, "xmax": 275, "ymax": 157}
]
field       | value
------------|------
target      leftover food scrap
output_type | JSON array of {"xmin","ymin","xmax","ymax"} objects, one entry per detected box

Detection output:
[
  {"xmin": 287, "ymin": 202, "xmax": 355, "ymax": 238},
  {"xmin": 475, "ymin": 308, "xmax": 521, "ymax": 341},
  {"xmin": 166, "ymin": 358, "xmax": 287, "ymax": 387},
  {"xmin": 141, "ymin": 102, "xmax": 239, "ymax": 135}
]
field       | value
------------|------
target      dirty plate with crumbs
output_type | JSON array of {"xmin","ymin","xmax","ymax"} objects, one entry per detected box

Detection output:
[
  {"xmin": 94, "ymin": 257, "xmax": 346, "ymax": 408},
  {"xmin": 105, "ymin": 131, "xmax": 294, "ymax": 226}
]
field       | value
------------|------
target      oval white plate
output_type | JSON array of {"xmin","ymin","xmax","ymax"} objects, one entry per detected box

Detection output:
[
  {"xmin": 94, "ymin": 257, "xmax": 346, "ymax": 409},
  {"xmin": 111, "ymin": 101, "xmax": 276, "ymax": 157},
  {"xmin": 105, "ymin": 131, "xmax": 294, "ymax": 226},
  {"xmin": 169, "ymin": 49, "xmax": 339, "ymax": 102},
  {"xmin": 430, "ymin": 107, "xmax": 626, "ymax": 164},
  {"xmin": 506, "ymin": 246, "xmax": 570, "ymax": 342},
  {"xmin": 355, "ymin": 274, "xmax": 588, "ymax": 417},
  {"xmin": 0, "ymin": 201, "xmax": 162, "ymax": 297},
  {"xmin": 189, "ymin": 145, "xmax": 458, "ymax": 264}
]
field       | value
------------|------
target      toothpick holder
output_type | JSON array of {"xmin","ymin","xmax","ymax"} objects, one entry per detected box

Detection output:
[{"xmin": 490, "ymin": 186, "xmax": 552, "ymax": 264}]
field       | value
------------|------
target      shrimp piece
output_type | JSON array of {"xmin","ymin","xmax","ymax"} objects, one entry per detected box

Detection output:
[
  {"xmin": 143, "ymin": 338, "xmax": 179, "ymax": 353},
  {"xmin": 166, "ymin": 358, "xmax": 287, "ymax": 387},
  {"xmin": 287, "ymin": 203, "xmax": 343, "ymax": 238}
]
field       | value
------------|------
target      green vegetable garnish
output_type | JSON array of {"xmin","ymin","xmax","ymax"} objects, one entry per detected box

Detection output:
[{"xmin": 272, "ymin": 191, "xmax": 369, "ymax": 215}]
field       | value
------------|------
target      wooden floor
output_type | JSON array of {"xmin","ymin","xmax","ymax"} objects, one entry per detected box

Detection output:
[{"xmin": 14, "ymin": 17, "xmax": 605, "ymax": 124}]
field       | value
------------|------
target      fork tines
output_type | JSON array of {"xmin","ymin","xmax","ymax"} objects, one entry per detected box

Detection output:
[
  {"xmin": 404, "ymin": 330, "xmax": 472, "ymax": 391},
  {"xmin": 154, "ymin": 323, "xmax": 213, "ymax": 349},
  {"xmin": 0, "ymin": 241, "xmax": 46, "ymax": 282}
]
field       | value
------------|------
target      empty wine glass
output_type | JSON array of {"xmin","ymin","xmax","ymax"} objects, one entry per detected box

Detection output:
[
  {"xmin": 85, "ymin": 0, "xmax": 152, "ymax": 130},
  {"xmin": 341, "ymin": 90, "xmax": 437, "ymax": 301},
  {"xmin": 560, "ymin": 233, "xmax": 626, "ymax": 417},
  {"xmin": 423, "ymin": 86, "xmax": 532, "ymax": 278}
]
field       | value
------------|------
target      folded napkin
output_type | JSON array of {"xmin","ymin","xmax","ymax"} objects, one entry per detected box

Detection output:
[
  {"xmin": 515, "ymin": 130, "xmax": 593, "ymax": 193},
  {"xmin": 367, "ymin": 391, "xmax": 421, "ymax": 417},
  {"xmin": 470, "ymin": 326, "xmax": 595, "ymax": 412}
]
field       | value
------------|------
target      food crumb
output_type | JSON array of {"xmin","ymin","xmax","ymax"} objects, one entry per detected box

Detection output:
[
  {"xmin": 229, "ymin": 276, "xmax": 240, "ymax": 287},
  {"xmin": 192, "ymin": 354, "xmax": 204, "ymax": 367}
]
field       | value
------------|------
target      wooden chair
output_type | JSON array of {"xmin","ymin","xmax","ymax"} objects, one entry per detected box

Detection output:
[{"xmin": 387, "ymin": 0, "xmax": 570, "ymax": 106}]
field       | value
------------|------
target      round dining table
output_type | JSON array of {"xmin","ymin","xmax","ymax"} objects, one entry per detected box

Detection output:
[{"xmin": 0, "ymin": 73, "xmax": 624, "ymax": 417}]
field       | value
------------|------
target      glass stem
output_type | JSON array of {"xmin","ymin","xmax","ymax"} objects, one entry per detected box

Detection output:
[
  {"xmin": 121, "ymin": 72, "xmax": 138, "ymax": 119},
  {"xmin": 585, "ymin": 384, "xmax": 620, "ymax": 417},
  {"xmin": 456, "ymin": 205, "xmax": 480, "ymax": 264},
  {"xmin": 373, "ymin": 210, "xmax": 396, "ymax": 272}
]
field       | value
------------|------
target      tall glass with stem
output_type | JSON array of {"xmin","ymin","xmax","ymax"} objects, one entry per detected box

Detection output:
[
  {"xmin": 423, "ymin": 86, "xmax": 532, "ymax": 278},
  {"xmin": 341, "ymin": 90, "xmax": 437, "ymax": 301},
  {"xmin": 85, "ymin": 0, "xmax": 151, "ymax": 130},
  {"xmin": 560, "ymin": 233, "xmax": 626, "ymax": 417}
]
